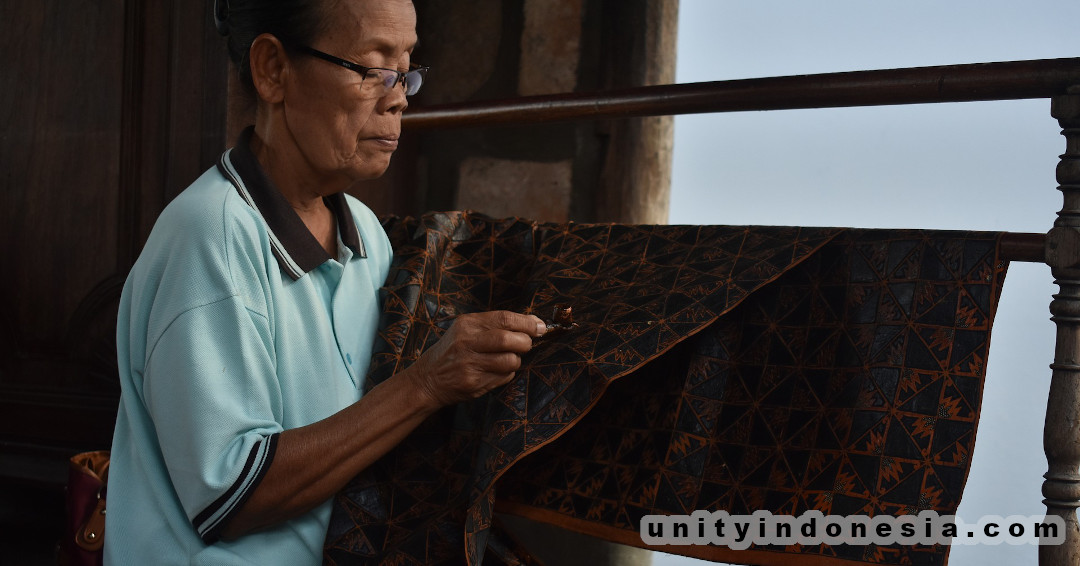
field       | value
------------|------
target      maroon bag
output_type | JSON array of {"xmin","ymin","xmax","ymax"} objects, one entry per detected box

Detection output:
[{"xmin": 59, "ymin": 450, "xmax": 109, "ymax": 566}]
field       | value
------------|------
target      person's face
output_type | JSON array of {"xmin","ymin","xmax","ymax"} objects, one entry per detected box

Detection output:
[{"xmin": 283, "ymin": 0, "xmax": 417, "ymax": 186}]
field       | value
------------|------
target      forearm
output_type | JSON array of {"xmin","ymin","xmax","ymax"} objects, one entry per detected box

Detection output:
[
  {"xmin": 220, "ymin": 367, "xmax": 439, "ymax": 539},
  {"xmin": 218, "ymin": 310, "xmax": 545, "ymax": 541}
]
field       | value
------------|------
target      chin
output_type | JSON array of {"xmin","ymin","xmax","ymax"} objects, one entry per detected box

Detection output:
[{"xmin": 348, "ymin": 160, "xmax": 393, "ymax": 182}]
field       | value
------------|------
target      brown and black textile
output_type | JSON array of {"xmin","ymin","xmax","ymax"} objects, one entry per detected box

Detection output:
[{"xmin": 324, "ymin": 211, "xmax": 1007, "ymax": 566}]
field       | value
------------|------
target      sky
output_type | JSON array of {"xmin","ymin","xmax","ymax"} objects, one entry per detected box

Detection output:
[{"xmin": 656, "ymin": 1, "xmax": 1080, "ymax": 565}]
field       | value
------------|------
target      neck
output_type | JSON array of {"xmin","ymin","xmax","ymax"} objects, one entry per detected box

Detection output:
[
  {"xmin": 250, "ymin": 126, "xmax": 345, "ymax": 211},
  {"xmin": 249, "ymin": 117, "xmax": 341, "ymax": 257}
]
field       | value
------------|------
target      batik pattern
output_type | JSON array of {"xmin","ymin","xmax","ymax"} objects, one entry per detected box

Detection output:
[{"xmin": 324, "ymin": 211, "xmax": 1006, "ymax": 566}]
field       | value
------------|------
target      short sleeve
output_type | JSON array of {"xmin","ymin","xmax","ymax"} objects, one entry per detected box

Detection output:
[{"xmin": 141, "ymin": 293, "xmax": 282, "ymax": 544}]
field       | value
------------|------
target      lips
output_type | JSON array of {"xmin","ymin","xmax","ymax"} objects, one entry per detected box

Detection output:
[{"xmin": 366, "ymin": 134, "xmax": 400, "ymax": 149}]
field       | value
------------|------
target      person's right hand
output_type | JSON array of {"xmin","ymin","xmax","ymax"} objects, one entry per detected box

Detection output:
[{"xmin": 405, "ymin": 311, "xmax": 546, "ymax": 408}]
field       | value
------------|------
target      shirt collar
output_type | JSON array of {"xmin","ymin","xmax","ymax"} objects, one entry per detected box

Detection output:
[{"xmin": 216, "ymin": 127, "xmax": 366, "ymax": 281}]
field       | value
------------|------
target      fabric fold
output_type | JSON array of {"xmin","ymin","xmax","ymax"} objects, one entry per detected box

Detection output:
[{"xmin": 324, "ymin": 212, "xmax": 1006, "ymax": 566}]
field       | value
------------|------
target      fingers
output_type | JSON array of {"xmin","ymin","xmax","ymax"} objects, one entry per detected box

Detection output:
[
  {"xmin": 407, "ymin": 310, "xmax": 546, "ymax": 408},
  {"xmin": 454, "ymin": 311, "xmax": 546, "ymax": 353},
  {"xmin": 485, "ymin": 351, "xmax": 523, "ymax": 374},
  {"xmin": 470, "ymin": 329, "xmax": 534, "ymax": 354},
  {"xmin": 484, "ymin": 311, "xmax": 547, "ymax": 338}
]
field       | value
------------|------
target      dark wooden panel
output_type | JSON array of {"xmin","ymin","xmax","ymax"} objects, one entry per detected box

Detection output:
[
  {"xmin": 0, "ymin": 0, "xmax": 125, "ymax": 357},
  {"xmin": 0, "ymin": 0, "xmax": 227, "ymax": 483}
]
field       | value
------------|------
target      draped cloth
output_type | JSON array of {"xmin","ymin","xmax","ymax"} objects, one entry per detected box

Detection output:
[{"xmin": 323, "ymin": 211, "xmax": 1008, "ymax": 566}]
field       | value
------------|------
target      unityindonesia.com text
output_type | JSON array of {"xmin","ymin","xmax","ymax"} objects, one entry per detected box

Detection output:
[{"xmin": 640, "ymin": 510, "xmax": 1064, "ymax": 549}]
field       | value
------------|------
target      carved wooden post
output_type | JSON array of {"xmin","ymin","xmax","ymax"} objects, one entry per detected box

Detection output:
[{"xmin": 1043, "ymin": 86, "xmax": 1080, "ymax": 566}]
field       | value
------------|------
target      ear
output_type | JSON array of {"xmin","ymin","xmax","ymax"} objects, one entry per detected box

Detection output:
[{"xmin": 248, "ymin": 33, "xmax": 290, "ymax": 104}]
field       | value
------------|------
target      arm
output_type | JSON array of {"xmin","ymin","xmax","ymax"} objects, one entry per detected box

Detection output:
[{"xmin": 219, "ymin": 310, "xmax": 547, "ymax": 539}]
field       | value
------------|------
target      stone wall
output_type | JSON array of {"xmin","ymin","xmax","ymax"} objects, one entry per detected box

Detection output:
[{"xmin": 353, "ymin": 0, "xmax": 678, "ymax": 225}]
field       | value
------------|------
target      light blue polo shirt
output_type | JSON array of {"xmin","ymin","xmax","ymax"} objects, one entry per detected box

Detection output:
[{"xmin": 104, "ymin": 128, "xmax": 392, "ymax": 565}]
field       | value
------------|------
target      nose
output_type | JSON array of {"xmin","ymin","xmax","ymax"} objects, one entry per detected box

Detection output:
[{"xmin": 378, "ymin": 80, "xmax": 409, "ymax": 114}]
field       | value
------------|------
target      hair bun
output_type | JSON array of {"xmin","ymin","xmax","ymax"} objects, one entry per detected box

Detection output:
[{"xmin": 214, "ymin": 0, "xmax": 230, "ymax": 36}]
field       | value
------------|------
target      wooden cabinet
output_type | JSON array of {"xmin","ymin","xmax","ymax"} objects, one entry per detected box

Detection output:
[{"xmin": 0, "ymin": 0, "xmax": 227, "ymax": 488}]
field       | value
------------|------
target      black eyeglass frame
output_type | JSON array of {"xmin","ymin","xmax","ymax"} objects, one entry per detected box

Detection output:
[{"xmin": 294, "ymin": 45, "xmax": 428, "ymax": 96}]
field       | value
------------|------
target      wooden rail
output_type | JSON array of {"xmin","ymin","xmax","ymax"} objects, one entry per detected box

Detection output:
[
  {"xmin": 404, "ymin": 58, "xmax": 1076, "ymax": 265},
  {"xmin": 1001, "ymin": 232, "xmax": 1048, "ymax": 263},
  {"xmin": 404, "ymin": 57, "xmax": 1080, "ymax": 130},
  {"xmin": 404, "ymin": 57, "xmax": 1080, "ymax": 565}
]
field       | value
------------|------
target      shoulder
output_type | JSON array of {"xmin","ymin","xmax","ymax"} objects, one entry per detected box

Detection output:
[
  {"xmin": 153, "ymin": 167, "xmax": 267, "ymax": 250},
  {"xmin": 126, "ymin": 166, "xmax": 273, "ymax": 328}
]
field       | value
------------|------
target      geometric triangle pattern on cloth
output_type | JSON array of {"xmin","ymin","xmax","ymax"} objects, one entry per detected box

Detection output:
[
  {"xmin": 497, "ymin": 229, "xmax": 1008, "ymax": 566},
  {"xmin": 323, "ymin": 211, "xmax": 1007, "ymax": 566}
]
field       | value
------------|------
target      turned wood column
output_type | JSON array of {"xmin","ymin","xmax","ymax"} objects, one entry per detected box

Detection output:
[{"xmin": 1042, "ymin": 86, "xmax": 1080, "ymax": 566}]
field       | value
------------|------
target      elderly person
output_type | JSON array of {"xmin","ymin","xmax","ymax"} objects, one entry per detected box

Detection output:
[{"xmin": 102, "ymin": 0, "xmax": 545, "ymax": 563}]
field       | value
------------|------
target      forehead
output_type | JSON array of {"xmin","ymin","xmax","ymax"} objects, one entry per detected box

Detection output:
[{"xmin": 322, "ymin": 0, "xmax": 418, "ymax": 55}]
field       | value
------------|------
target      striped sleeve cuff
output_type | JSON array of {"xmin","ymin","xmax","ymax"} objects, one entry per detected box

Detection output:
[{"xmin": 193, "ymin": 433, "xmax": 279, "ymax": 543}]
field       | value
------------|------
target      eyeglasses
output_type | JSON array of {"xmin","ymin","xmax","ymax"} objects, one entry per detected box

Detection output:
[{"xmin": 294, "ymin": 45, "xmax": 428, "ymax": 98}]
